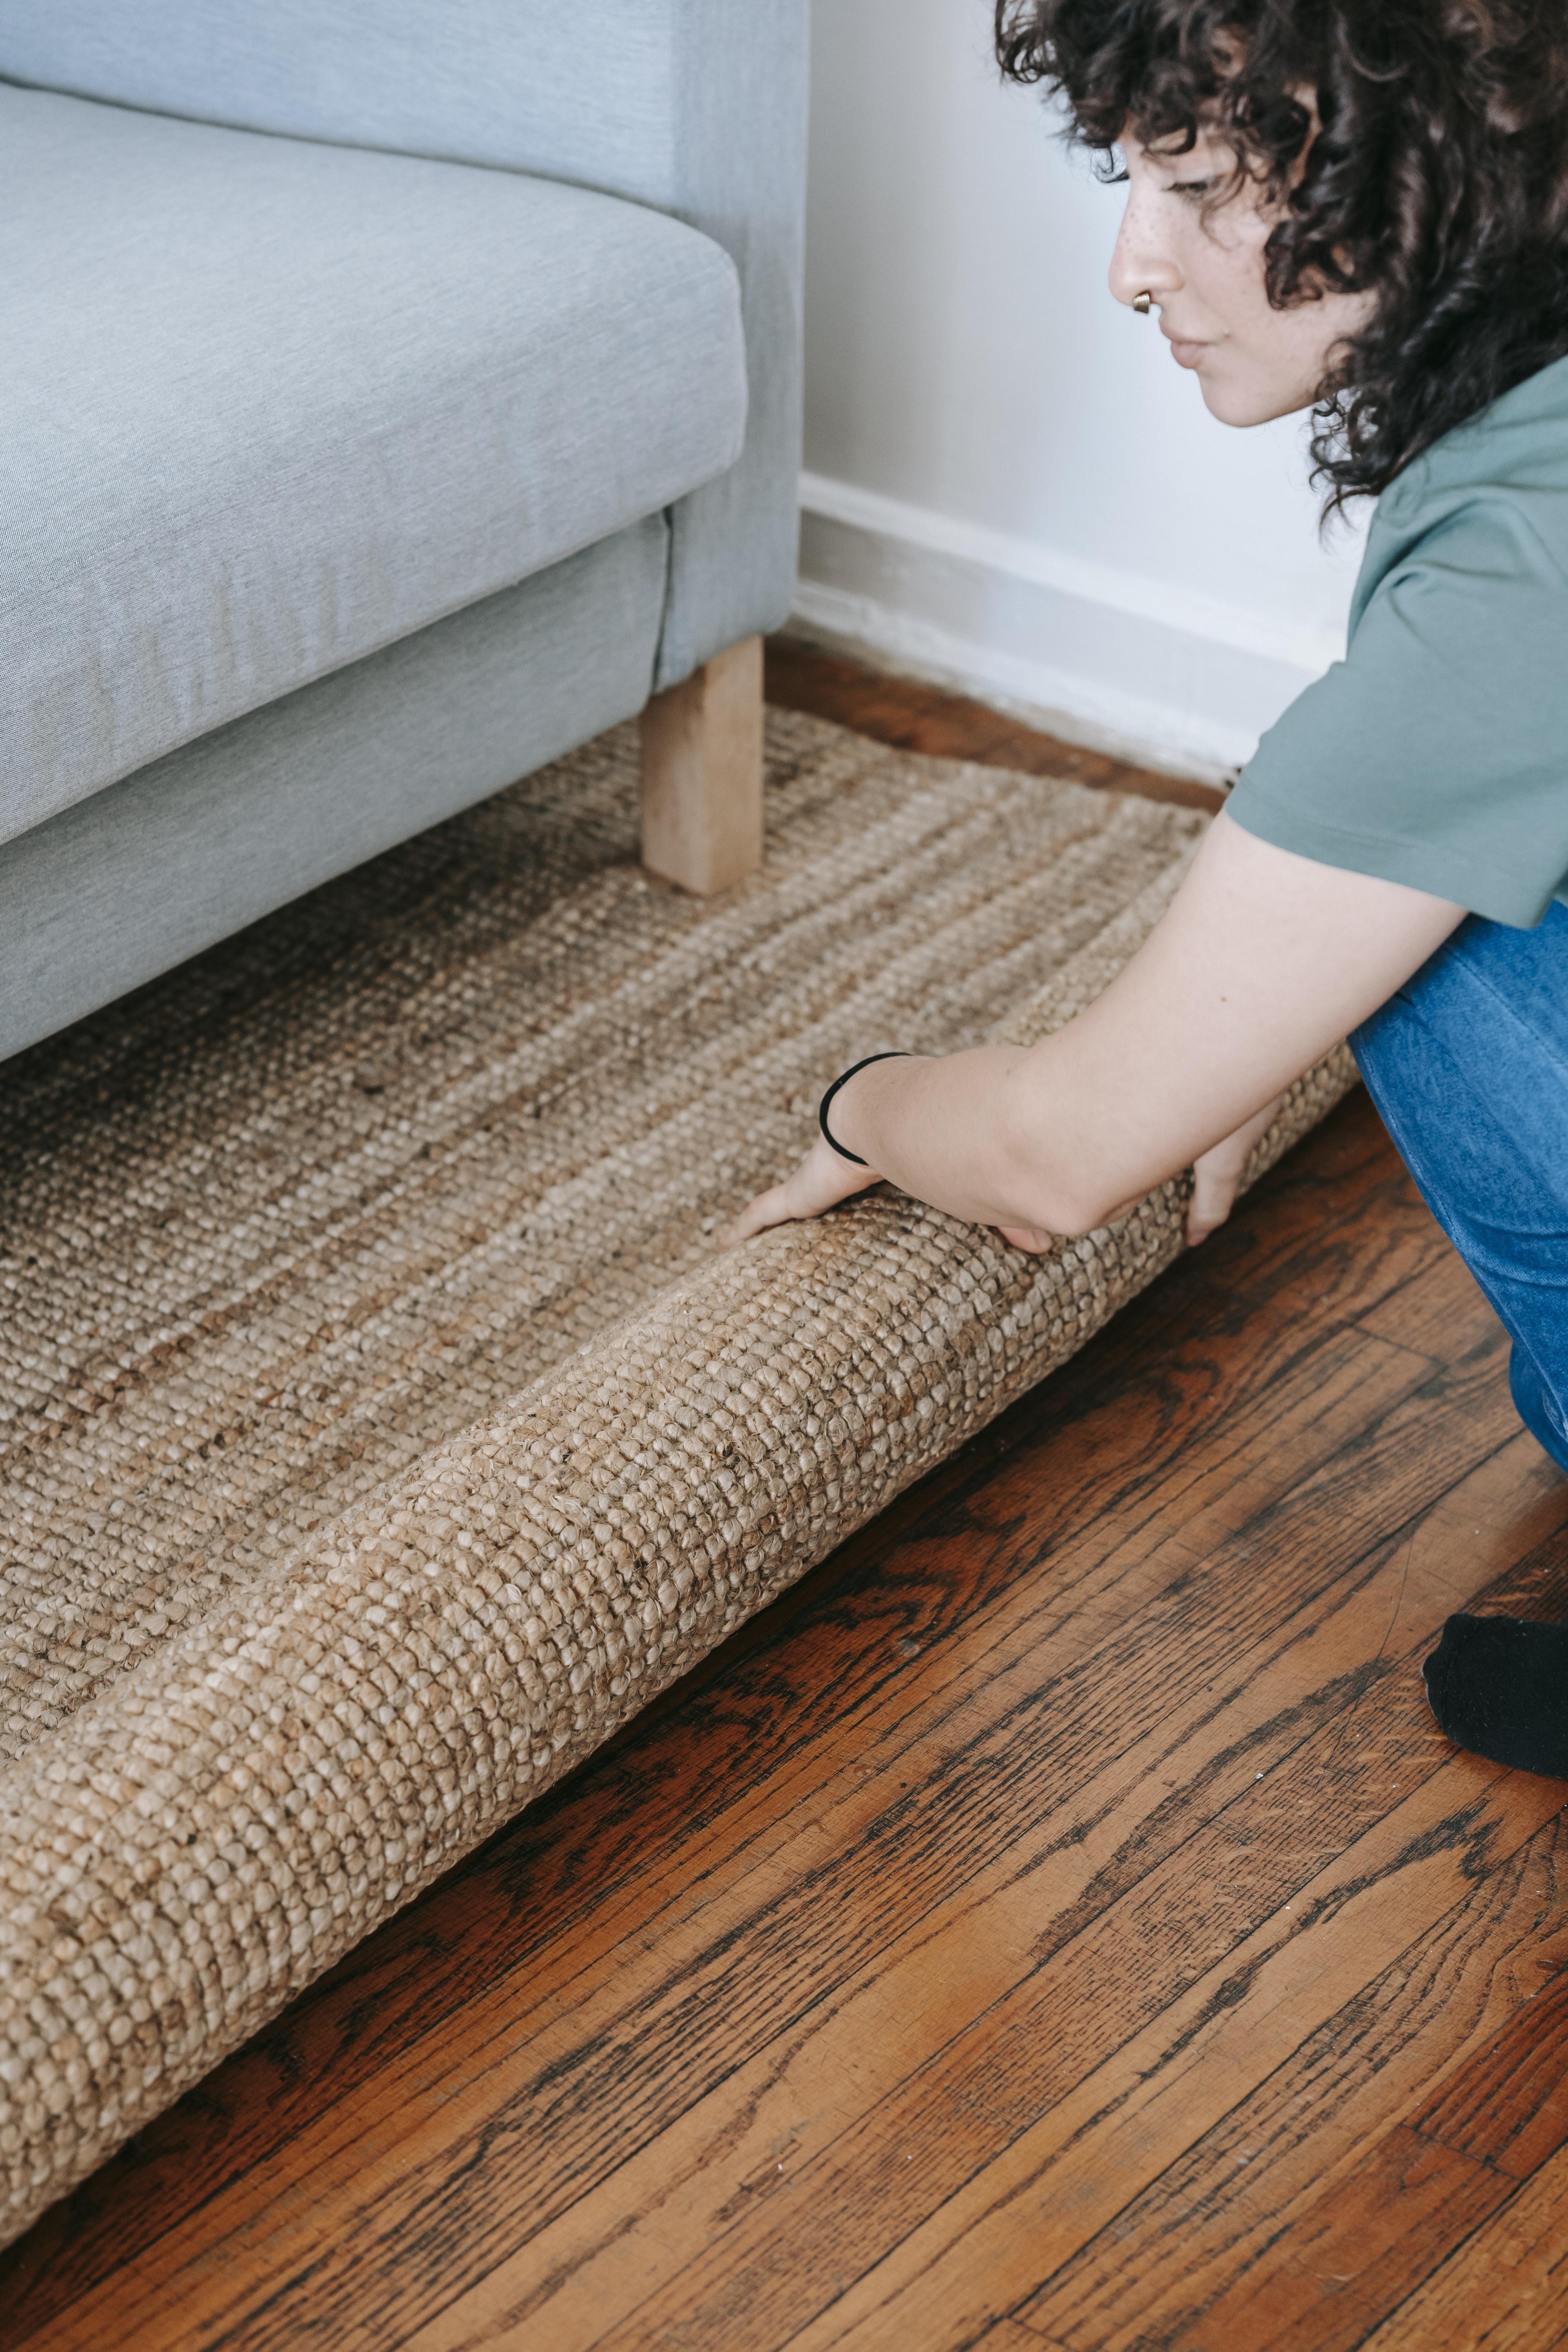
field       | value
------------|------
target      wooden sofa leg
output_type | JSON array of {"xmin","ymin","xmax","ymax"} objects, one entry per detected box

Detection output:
[{"xmin": 639, "ymin": 635, "xmax": 764, "ymax": 895}]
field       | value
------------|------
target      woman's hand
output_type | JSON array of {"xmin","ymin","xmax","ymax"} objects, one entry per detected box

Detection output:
[
  {"xmin": 994, "ymin": 1220, "xmax": 1057, "ymax": 1254},
  {"xmin": 1186, "ymin": 1094, "xmax": 1283, "ymax": 1245},
  {"xmin": 718, "ymin": 1134, "xmax": 883, "ymax": 1249},
  {"xmin": 719, "ymin": 1096, "xmax": 1282, "ymax": 1259},
  {"xmin": 967, "ymin": 1094, "xmax": 1287, "ymax": 1256}
]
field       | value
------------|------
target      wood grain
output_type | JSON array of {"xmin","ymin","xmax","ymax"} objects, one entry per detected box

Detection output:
[
  {"xmin": 1016, "ymin": 1810, "xmax": 1568, "ymax": 2349},
  {"xmin": 764, "ymin": 636, "xmax": 1227, "ymax": 814},
  {"xmin": 584, "ymin": 1674, "xmax": 1563, "ymax": 2352},
  {"xmin": 3, "ymin": 655, "xmax": 1564, "ymax": 2352},
  {"xmin": 1144, "ymin": 1958, "xmax": 1568, "ymax": 2352},
  {"xmin": 1360, "ymin": 2139, "xmax": 1568, "ymax": 2350},
  {"xmin": 640, "ymin": 633, "xmax": 765, "ymax": 893}
]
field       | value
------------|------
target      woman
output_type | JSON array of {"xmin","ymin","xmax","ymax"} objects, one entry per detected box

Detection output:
[{"xmin": 725, "ymin": 0, "xmax": 1568, "ymax": 1775}]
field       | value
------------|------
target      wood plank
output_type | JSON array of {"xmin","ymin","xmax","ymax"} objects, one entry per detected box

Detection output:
[
  {"xmin": 489, "ymin": 1760, "xmax": 1567, "ymax": 2352},
  {"xmin": 1159, "ymin": 2128, "xmax": 1510, "ymax": 2352},
  {"xmin": 765, "ymin": 637, "xmax": 1029, "ymax": 759},
  {"xmin": 1149, "ymin": 1964, "xmax": 1568, "ymax": 2352},
  {"xmin": 1411, "ymin": 1965, "xmax": 1568, "ymax": 2178},
  {"xmin": 1358, "ymin": 2139, "xmax": 1568, "ymax": 2351},
  {"xmin": 1014, "ymin": 1814, "xmax": 1568, "ymax": 2349},
  {"xmin": 1358, "ymin": 1245, "xmax": 1499, "ymax": 1365},
  {"xmin": 780, "ymin": 1806, "xmax": 1568, "ymax": 2343},
  {"xmin": 763, "ymin": 637, "xmax": 1225, "ymax": 814}
]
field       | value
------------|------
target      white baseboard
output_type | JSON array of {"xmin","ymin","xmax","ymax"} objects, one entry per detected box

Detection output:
[{"xmin": 795, "ymin": 472, "xmax": 1343, "ymax": 782}]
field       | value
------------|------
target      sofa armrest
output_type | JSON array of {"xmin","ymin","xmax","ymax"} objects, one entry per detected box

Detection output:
[
  {"xmin": 642, "ymin": 3, "xmax": 810, "ymax": 688},
  {"xmin": 0, "ymin": 0, "xmax": 810, "ymax": 689}
]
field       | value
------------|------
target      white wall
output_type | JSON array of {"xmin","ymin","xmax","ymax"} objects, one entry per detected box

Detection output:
[{"xmin": 797, "ymin": 0, "xmax": 1365, "ymax": 777}]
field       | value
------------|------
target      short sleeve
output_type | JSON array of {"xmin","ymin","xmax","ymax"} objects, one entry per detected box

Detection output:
[{"xmin": 1226, "ymin": 498, "xmax": 1568, "ymax": 927}]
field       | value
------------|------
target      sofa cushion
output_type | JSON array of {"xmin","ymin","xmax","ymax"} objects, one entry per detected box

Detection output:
[
  {"xmin": 0, "ymin": 87, "xmax": 748, "ymax": 846},
  {"xmin": 0, "ymin": 2, "xmax": 813, "ymax": 702},
  {"xmin": 0, "ymin": 0, "xmax": 697, "ymax": 205}
]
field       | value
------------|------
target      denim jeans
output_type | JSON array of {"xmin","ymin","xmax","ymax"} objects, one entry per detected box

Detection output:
[{"xmin": 1350, "ymin": 901, "xmax": 1568, "ymax": 1477}]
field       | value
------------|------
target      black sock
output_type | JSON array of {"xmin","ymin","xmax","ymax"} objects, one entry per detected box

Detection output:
[{"xmin": 1423, "ymin": 1613, "xmax": 1568, "ymax": 1779}]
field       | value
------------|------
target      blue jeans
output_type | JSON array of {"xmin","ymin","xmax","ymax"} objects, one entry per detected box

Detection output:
[{"xmin": 1351, "ymin": 902, "xmax": 1568, "ymax": 1477}]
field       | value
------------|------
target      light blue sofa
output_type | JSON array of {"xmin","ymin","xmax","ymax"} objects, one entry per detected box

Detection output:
[{"xmin": 0, "ymin": 2, "xmax": 810, "ymax": 1062}]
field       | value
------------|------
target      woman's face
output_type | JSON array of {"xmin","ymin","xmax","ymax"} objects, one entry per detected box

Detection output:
[{"xmin": 1109, "ymin": 127, "xmax": 1372, "ymax": 425}]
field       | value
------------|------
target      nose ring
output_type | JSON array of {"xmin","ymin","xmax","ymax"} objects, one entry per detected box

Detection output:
[{"xmin": 1133, "ymin": 290, "xmax": 1154, "ymax": 316}]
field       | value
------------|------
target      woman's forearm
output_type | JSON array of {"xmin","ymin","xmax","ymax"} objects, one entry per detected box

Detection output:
[{"xmin": 824, "ymin": 815, "xmax": 1466, "ymax": 1238}]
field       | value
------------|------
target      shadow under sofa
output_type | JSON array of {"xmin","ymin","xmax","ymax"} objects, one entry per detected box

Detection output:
[{"xmin": 0, "ymin": 0, "xmax": 810, "ymax": 1064}]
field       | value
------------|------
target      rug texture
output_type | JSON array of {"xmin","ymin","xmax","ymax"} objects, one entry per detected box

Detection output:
[{"xmin": 0, "ymin": 710, "xmax": 1353, "ymax": 2242}]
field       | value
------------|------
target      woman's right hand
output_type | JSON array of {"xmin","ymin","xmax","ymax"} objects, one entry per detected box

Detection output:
[{"xmin": 718, "ymin": 1134, "xmax": 883, "ymax": 1249}]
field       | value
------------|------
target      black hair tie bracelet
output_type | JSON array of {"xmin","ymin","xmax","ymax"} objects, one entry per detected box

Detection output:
[{"xmin": 818, "ymin": 1052, "xmax": 911, "ymax": 1166}]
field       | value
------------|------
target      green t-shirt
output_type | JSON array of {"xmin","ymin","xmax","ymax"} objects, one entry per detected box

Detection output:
[{"xmin": 1227, "ymin": 351, "xmax": 1568, "ymax": 927}]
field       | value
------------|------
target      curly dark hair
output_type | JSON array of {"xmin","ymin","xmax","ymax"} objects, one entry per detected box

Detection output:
[{"xmin": 995, "ymin": 1, "xmax": 1568, "ymax": 511}]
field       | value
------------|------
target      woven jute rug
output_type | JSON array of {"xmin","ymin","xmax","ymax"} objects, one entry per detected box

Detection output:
[{"xmin": 0, "ymin": 708, "xmax": 1352, "ymax": 2243}]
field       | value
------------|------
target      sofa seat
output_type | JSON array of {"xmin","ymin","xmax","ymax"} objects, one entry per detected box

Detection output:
[{"xmin": 0, "ymin": 85, "xmax": 749, "ymax": 848}]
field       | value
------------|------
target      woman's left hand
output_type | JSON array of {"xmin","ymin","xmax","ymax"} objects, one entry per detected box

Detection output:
[
  {"xmin": 1000, "ymin": 1094, "xmax": 1287, "ymax": 1254},
  {"xmin": 1186, "ymin": 1094, "xmax": 1284, "ymax": 1245},
  {"xmin": 718, "ymin": 1135, "xmax": 883, "ymax": 1249}
]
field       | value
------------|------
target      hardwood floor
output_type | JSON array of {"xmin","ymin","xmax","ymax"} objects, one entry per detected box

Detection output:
[
  {"xmin": 764, "ymin": 634, "xmax": 1228, "ymax": 815},
  {"xmin": 4, "ymin": 643, "xmax": 1565, "ymax": 2352}
]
